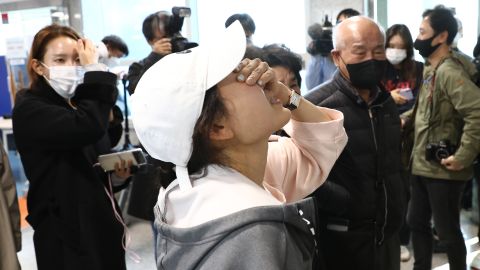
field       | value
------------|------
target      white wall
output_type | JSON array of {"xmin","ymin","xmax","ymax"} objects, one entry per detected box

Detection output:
[
  {"xmin": 387, "ymin": 0, "xmax": 478, "ymax": 58},
  {"xmin": 307, "ymin": 0, "xmax": 363, "ymax": 26},
  {"xmin": 82, "ymin": 0, "xmax": 187, "ymax": 62},
  {"xmin": 196, "ymin": 0, "xmax": 306, "ymax": 53}
]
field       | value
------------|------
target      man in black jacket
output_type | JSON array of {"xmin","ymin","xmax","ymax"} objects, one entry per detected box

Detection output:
[
  {"xmin": 305, "ymin": 16, "xmax": 405, "ymax": 270},
  {"xmin": 126, "ymin": 11, "xmax": 172, "ymax": 94}
]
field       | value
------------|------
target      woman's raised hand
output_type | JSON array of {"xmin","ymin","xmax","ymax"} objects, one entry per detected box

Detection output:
[
  {"xmin": 77, "ymin": 38, "xmax": 98, "ymax": 66},
  {"xmin": 234, "ymin": 58, "xmax": 291, "ymax": 106}
]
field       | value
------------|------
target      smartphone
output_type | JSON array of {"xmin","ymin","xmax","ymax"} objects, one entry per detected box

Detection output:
[
  {"xmin": 98, "ymin": 148, "xmax": 146, "ymax": 172},
  {"xmin": 399, "ymin": 88, "xmax": 414, "ymax": 100}
]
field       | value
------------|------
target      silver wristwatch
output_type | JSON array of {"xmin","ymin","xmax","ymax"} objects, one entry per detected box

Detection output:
[{"xmin": 285, "ymin": 90, "xmax": 301, "ymax": 111}]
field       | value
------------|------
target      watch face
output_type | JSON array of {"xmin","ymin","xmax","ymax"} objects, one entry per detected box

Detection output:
[{"xmin": 286, "ymin": 91, "xmax": 301, "ymax": 110}]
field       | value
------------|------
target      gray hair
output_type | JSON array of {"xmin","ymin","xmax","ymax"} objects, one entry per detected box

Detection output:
[{"xmin": 332, "ymin": 16, "xmax": 386, "ymax": 50}]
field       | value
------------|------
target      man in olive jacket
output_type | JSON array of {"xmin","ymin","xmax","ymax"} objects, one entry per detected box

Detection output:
[
  {"xmin": 305, "ymin": 16, "xmax": 405, "ymax": 270},
  {"xmin": 405, "ymin": 7, "xmax": 480, "ymax": 270}
]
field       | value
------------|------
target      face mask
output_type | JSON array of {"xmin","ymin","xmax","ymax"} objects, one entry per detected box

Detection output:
[
  {"xmin": 96, "ymin": 42, "xmax": 109, "ymax": 59},
  {"xmin": 386, "ymin": 48, "xmax": 407, "ymax": 65},
  {"xmin": 100, "ymin": 57, "xmax": 119, "ymax": 67},
  {"xmin": 343, "ymin": 58, "xmax": 386, "ymax": 89},
  {"xmin": 414, "ymin": 35, "xmax": 440, "ymax": 58},
  {"xmin": 42, "ymin": 63, "xmax": 85, "ymax": 99}
]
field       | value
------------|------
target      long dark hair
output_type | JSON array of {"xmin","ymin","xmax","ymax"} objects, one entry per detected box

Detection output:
[
  {"xmin": 385, "ymin": 24, "xmax": 419, "ymax": 88},
  {"xmin": 157, "ymin": 85, "xmax": 229, "ymax": 188}
]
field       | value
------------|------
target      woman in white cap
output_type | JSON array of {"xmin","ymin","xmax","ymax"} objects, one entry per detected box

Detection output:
[{"xmin": 132, "ymin": 21, "xmax": 348, "ymax": 269}]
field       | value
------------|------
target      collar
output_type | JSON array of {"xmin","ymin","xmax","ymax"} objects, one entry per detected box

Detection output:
[
  {"xmin": 31, "ymin": 78, "xmax": 70, "ymax": 107},
  {"xmin": 333, "ymin": 71, "xmax": 386, "ymax": 107},
  {"xmin": 425, "ymin": 52, "xmax": 452, "ymax": 69}
]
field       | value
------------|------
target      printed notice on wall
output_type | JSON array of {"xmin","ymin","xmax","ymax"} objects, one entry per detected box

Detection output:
[{"xmin": 6, "ymin": 38, "xmax": 26, "ymax": 59}]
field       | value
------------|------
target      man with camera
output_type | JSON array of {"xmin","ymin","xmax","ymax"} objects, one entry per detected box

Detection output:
[
  {"xmin": 404, "ymin": 7, "xmax": 480, "ymax": 270},
  {"xmin": 305, "ymin": 22, "xmax": 337, "ymax": 90},
  {"xmin": 126, "ymin": 8, "xmax": 196, "ymax": 94}
]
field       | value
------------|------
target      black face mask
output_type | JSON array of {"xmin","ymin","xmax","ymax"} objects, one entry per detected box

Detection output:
[
  {"xmin": 414, "ymin": 35, "xmax": 440, "ymax": 58},
  {"xmin": 344, "ymin": 59, "xmax": 386, "ymax": 89}
]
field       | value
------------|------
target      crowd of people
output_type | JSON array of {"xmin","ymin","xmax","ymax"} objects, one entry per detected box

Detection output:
[{"xmin": 1, "ymin": 4, "xmax": 480, "ymax": 270}]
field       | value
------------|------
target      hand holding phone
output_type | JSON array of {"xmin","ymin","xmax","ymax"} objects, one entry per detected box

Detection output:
[
  {"xmin": 399, "ymin": 88, "xmax": 414, "ymax": 100},
  {"xmin": 98, "ymin": 148, "xmax": 146, "ymax": 172},
  {"xmin": 113, "ymin": 159, "xmax": 133, "ymax": 179}
]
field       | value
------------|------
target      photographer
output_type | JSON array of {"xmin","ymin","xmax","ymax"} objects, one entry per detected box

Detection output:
[
  {"xmin": 305, "ymin": 23, "xmax": 336, "ymax": 90},
  {"xmin": 126, "ymin": 8, "xmax": 197, "ymax": 94},
  {"xmin": 403, "ymin": 7, "xmax": 480, "ymax": 270},
  {"xmin": 126, "ymin": 11, "xmax": 171, "ymax": 94}
]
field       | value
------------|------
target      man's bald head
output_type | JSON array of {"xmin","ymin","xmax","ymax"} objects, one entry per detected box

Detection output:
[
  {"xmin": 329, "ymin": 16, "xmax": 387, "ymax": 92},
  {"xmin": 333, "ymin": 16, "xmax": 385, "ymax": 50}
]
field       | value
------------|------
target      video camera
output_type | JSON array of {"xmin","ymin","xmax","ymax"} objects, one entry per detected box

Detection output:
[
  {"xmin": 307, "ymin": 31, "xmax": 333, "ymax": 57},
  {"xmin": 306, "ymin": 21, "xmax": 333, "ymax": 57},
  {"xmin": 163, "ymin": 7, "xmax": 198, "ymax": 53}
]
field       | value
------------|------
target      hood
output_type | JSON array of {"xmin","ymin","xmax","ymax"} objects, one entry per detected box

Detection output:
[{"xmin": 154, "ymin": 198, "xmax": 317, "ymax": 270}]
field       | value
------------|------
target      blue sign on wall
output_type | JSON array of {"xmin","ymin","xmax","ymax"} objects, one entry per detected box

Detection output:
[{"xmin": 0, "ymin": 56, "xmax": 12, "ymax": 117}]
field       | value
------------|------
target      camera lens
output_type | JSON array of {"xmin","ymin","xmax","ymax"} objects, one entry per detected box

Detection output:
[{"xmin": 435, "ymin": 148, "xmax": 450, "ymax": 160}]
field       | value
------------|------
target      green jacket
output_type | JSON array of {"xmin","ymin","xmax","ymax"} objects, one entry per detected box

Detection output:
[{"xmin": 411, "ymin": 55, "xmax": 480, "ymax": 180}]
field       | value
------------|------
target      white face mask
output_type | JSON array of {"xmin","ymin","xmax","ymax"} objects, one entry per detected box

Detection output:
[
  {"xmin": 96, "ymin": 42, "xmax": 109, "ymax": 60},
  {"xmin": 100, "ymin": 57, "xmax": 120, "ymax": 67},
  {"xmin": 42, "ymin": 63, "xmax": 85, "ymax": 99},
  {"xmin": 386, "ymin": 48, "xmax": 407, "ymax": 65}
]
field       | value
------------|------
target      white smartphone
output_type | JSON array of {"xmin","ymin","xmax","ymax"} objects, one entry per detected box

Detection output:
[
  {"xmin": 399, "ymin": 88, "xmax": 414, "ymax": 100},
  {"xmin": 98, "ymin": 148, "xmax": 147, "ymax": 172}
]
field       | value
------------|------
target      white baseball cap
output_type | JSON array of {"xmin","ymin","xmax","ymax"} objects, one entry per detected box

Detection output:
[{"xmin": 131, "ymin": 21, "xmax": 246, "ymax": 190}]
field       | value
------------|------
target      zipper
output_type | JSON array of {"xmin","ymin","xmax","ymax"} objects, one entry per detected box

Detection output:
[
  {"xmin": 368, "ymin": 105, "xmax": 387, "ymax": 245},
  {"xmin": 368, "ymin": 108, "xmax": 378, "ymax": 151}
]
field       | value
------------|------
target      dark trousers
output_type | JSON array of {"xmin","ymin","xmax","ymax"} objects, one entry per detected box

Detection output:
[
  {"xmin": 376, "ymin": 235, "xmax": 401, "ymax": 270},
  {"xmin": 317, "ymin": 228, "xmax": 400, "ymax": 270},
  {"xmin": 407, "ymin": 175, "xmax": 467, "ymax": 270},
  {"xmin": 400, "ymin": 173, "xmax": 412, "ymax": 245},
  {"xmin": 33, "ymin": 217, "xmax": 126, "ymax": 270}
]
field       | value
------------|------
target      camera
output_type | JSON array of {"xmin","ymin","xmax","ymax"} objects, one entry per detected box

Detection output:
[
  {"xmin": 425, "ymin": 139, "xmax": 456, "ymax": 162},
  {"xmin": 306, "ymin": 27, "xmax": 333, "ymax": 57},
  {"xmin": 163, "ymin": 7, "xmax": 198, "ymax": 53}
]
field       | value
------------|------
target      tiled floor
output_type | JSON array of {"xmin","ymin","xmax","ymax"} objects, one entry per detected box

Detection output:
[
  {"xmin": 17, "ymin": 216, "xmax": 157, "ymax": 270},
  {"xmin": 15, "ymin": 209, "xmax": 480, "ymax": 269},
  {"xmin": 400, "ymin": 209, "xmax": 480, "ymax": 269}
]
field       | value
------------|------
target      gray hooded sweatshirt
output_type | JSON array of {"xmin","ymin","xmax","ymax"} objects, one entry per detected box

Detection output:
[{"xmin": 154, "ymin": 198, "xmax": 317, "ymax": 270}]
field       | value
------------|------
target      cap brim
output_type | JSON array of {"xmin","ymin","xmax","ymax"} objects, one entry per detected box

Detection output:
[{"xmin": 203, "ymin": 21, "xmax": 246, "ymax": 89}]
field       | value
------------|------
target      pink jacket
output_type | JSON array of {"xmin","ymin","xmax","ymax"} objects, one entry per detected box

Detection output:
[
  {"xmin": 159, "ymin": 107, "xmax": 347, "ymax": 227},
  {"xmin": 264, "ymin": 107, "xmax": 348, "ymax": 203}
]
